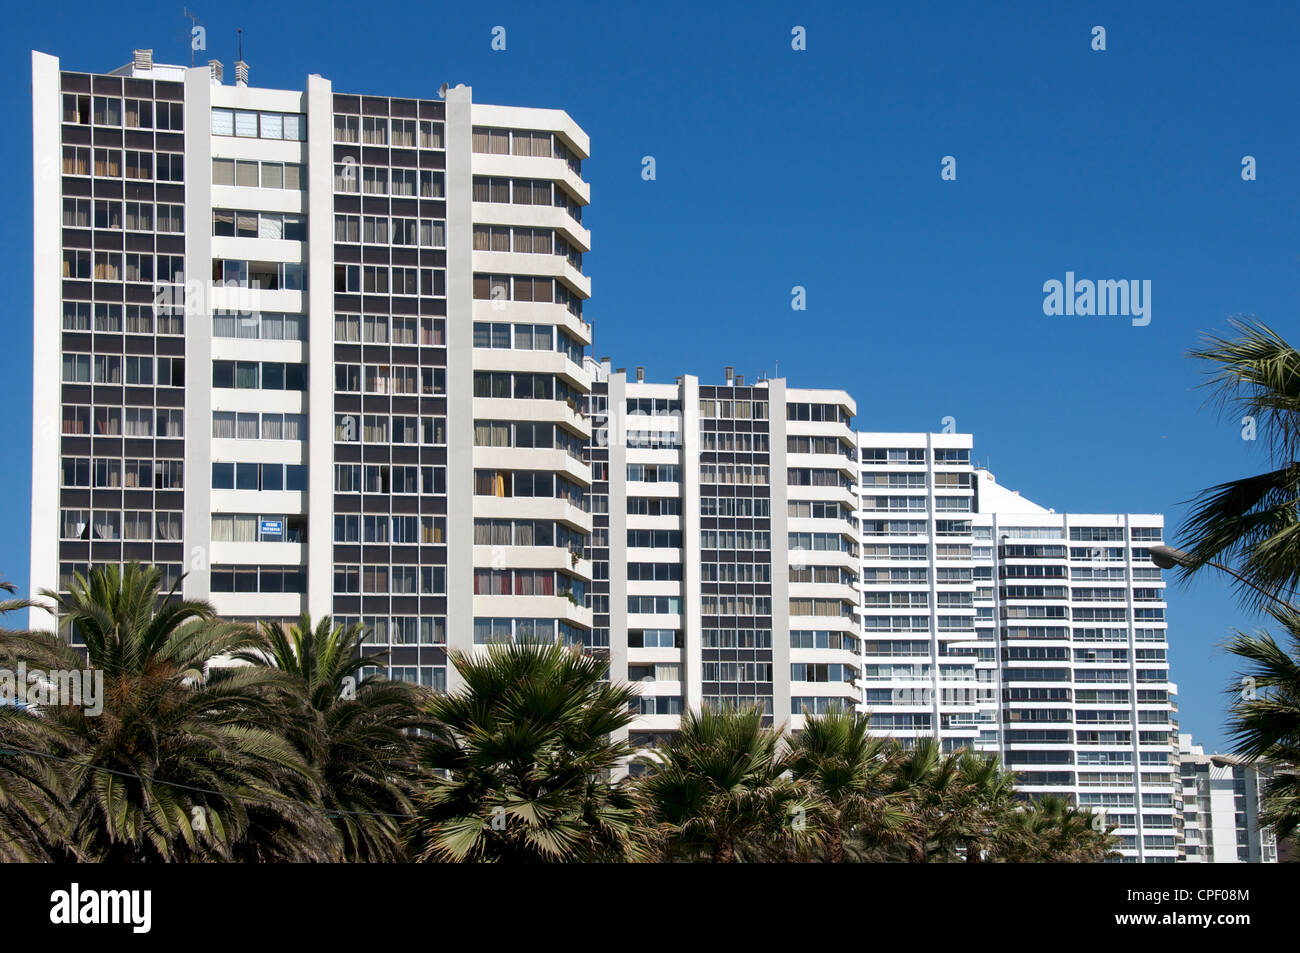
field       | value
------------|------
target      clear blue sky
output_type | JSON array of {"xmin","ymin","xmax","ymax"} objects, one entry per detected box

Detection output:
[{"xmin": 3, "ymin": 0, "xmax": 1297, "ymax": 752}]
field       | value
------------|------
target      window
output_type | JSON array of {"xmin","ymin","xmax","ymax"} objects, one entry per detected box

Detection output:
[
  {"xmin": 124, "ymin": 98, "xmax": 152, "ymax": 129},
  {"xmin": 63, "ymin": 93, "xmax": 90, "ymax": 125},
  {"xmin": 212, "ymin": 311, "xmax": 306, "ymax": 342},
  {"xmin": 63, "ymin": 198, "xmax": 90, "ymax": 228},
  {"xmin": 63, "ymin": 405, "xmax": 91, "ymax": 435},
  {"xmin": 334, "ymin": 114, "xmax": 359, "ymax": 143},
  {"xmin": 124, "ymin": 150, "xmax": 151, "ymax": 180},
  {"xmin": 236, "ymin": 160, "xmax": 260, "ymax": 188},
  {"xmin": 92, "ymin": 96, "xmax": 121, "ymax": 126},
  {"xmin": 213, "ymin": 109, "xmax": 305, "ymax": 140},
  {"xmin": 362, "ymin": 117, "xmax": 388, "ymax": 145},
  {"xmin": 420, "ymin": 120, "xmax": 444, "ymax": 149},
  {"xmin": 62, "ymin": 146, "xmax": 90, "ymax": 176},
  {"xmin": 156, "ymin": 153, "xmax": 183, "ymax": 181},
  {"xmin": 335, "ymin": 214, "xmax": 360, "ymax": 243}
]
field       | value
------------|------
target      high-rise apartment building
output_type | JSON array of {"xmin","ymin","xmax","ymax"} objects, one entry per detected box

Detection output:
[
  {"xmin": 1178, "ymin": 734, "xmax": 1278, "ymax": 863},
  {"xmin": 583, "ymin": 363, "xmax": 861, "ymax": 745},
  {"xmin": 31, "ymin": 49, "xmax": 592, "ymax": 692},
  {"xmin": 857, "ymin": 434, "xmax": 1179, "ymax": 861}
]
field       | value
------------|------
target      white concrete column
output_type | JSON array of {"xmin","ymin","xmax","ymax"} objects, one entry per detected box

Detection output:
[
  {"xmin": 768, "ymin": 379, "xmax": 791, "ymax": 726},
  {"xmin": 30, "ymin": 51, "xmax": 61, "ymax": 609},
  {"xmin": 680, "ymin": 375, "xmax": 703, "ymax": 712},
  {"xmin": 182, "ymin": 66, "xmax": 213, "ymax": 599},
  {"xmin": 607, "ymin": 372, "xmax": 629, "ymax": 687},
  {"xmin": 443, "ymin": 85, "xmax": 475, "ymax": 688},
  {"xmin": 305, "ymin": 73, "xmax": 335, "ymax": 621}
]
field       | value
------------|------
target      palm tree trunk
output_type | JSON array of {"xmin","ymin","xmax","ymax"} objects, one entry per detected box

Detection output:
[{"xmin": 827, "ymin": 822, "xmax": 844, "ymax": 863}]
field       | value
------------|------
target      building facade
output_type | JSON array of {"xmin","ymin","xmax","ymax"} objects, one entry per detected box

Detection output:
[
  {"xmin": 856, "ymin": 434, "xmax": 1179, "ymax": 861},
  {"xmin": 584, "ymin": 363, "xmax": 862, "ymax": 747},
  {"xmin": 1178, "ymin": 734, "xmax": 1278, "ymax": 863},
  {"xmin": 31, "ymin": 49, "xmax": 592, "ymax": 693}
]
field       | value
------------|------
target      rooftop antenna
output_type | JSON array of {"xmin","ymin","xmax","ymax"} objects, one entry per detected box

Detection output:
[
  {"xmin": 183, "ymin": 8, "xmax": 200, "ymax": 67},
  {"xmin": 238, "ymin": 27, "xmax": 243, "ymax": 62}
]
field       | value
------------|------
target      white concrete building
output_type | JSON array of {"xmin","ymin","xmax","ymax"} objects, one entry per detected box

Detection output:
[
  {"xmin": 857, "ymin": 434, "xmax": 1179, "ymax": 862},
  {"xmin": 584, "ymin": 363, "xmax": 863, "ymax": 746},
  {"xmin": 1178, "ymin": 734, "xmax": 1278, "ymax": 863},
  {"xmin": 31, "ymin": 48, "xmax": 591, "ymax": 692}
]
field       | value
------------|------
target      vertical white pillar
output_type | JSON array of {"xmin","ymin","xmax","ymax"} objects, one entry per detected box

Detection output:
[
  {"xmin": 30, "ymin": 51, "xmax": 62, "ymax": 610},
  {"xmin": 680, "ymin": 375, "xmax": 703, "ymax": 712},
  {"xmin": 305, "ymin": 73, "xmax": 335, "ymax": 621},
  {"xmin": 443, "ymin": 85, "xmax": 475, "ymax": 689},
  {"xmin": 768, "ymin": 379, "xmax": 791, "ymax": 726},
  {"xmin": 181, "ymin": 67, "xmax": 213, "ymax": 599}
]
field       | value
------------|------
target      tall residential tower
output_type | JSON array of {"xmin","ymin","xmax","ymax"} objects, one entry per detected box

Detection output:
[{"xmin": 32, "ymin": 49, "xmax": 593, "ymax": 692}]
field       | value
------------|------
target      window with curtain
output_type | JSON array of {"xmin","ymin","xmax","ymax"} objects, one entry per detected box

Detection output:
[
  {"xmin": 122, "ymin": 511, "xmax": 150, "ymax": 540},
  {"xmin": 210, "ymin": 408, "xmax": 236, "ymax": 439},
  {"xmin": 95, "ymin": 149, "xmax": 122, "ymax": 177},
  {"xmin": 362, "ymin": 117, "xmax": 387, "ymax": 145},
  {"xmin": 235, "ymin": 413, "xmax": 259, "ymax": 440},
  {"xmin": 154, "ymin": 512, "xmax": 180, "ymax": 541},
  {"xmin": 420, "ymin": 121, "xmax": 443, "ymax": 149},
  {"xmin": 60, "ymin": 509, "xmax": 89, "ymax": 539},
  {"xmin": 257, "ymin": 111, "xmax": 280, "ymax": 138},
  {"xmin": 92, "ymin": 512, "xmax": 120, "ymax": 540},
  {"xmin": 259, "ymin": 213, "xmax": 283, "ymax": 239},
  {"xmin": 335, "ymin": 314, "xmax": 359, "ymax": 341},
  {"xmin": 334, "ymin": 114, "xmax": 358, "ymax": 143}
]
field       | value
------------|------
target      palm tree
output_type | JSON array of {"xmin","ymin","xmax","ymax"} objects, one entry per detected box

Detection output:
[
  {"xmin": 1224, "ymin": 606, "xmax": 1300, "ymax": 841},
  {"xmin": 239, "ymin": 614, "xmax": 432, "ymax": 861},
  {"xmin": 637, "ymin": 705, "xmax": 816, "ymax": 862},
  {"xmin": 409, "ymin": 641, "xmax": 642, "ymax": 862},
  {"xmin": 0, "ymin": 580, "xmax": 76, "ymax": 861},
  {"xmin": 1179, "ymin": 319, "xmax": 1300, "ymax": 839},
  {"xmin": 994, "ymin": 795, "xmax": 1118, "ymax": 862},
  {"xmin": 952, "ymin": 749, "xmax": 1019, "ymax": 862},
  {"xmin": 880, "ymin": 738, "xmax": 968, "ymax": 862},
  {"xmin": 1180, "ymin": 319, "xmax": 1300, "ymax": 612},
  {"xmin": 28, "ymin": 563, "xmax": 335, "ymax": 861},
  {"xmin": 786, "ymin": 709, "xmax": 907, "ymax": 862}
]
